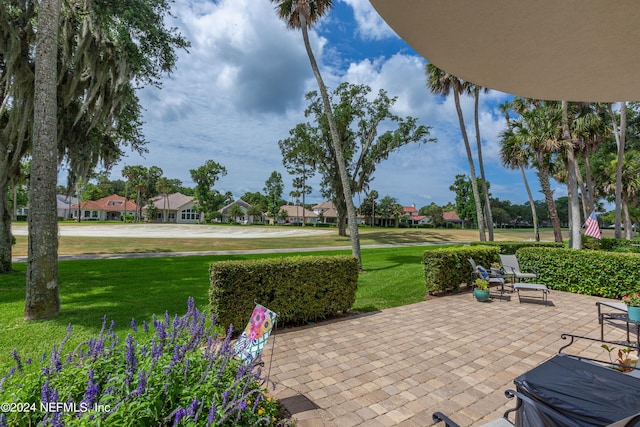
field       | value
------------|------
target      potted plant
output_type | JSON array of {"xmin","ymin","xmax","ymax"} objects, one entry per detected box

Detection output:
[
  {"xmin": 622, "ymin": 292, "xmax": 640, "ymax": 322},
  {"xmin": 474, "ymin": 278, "xmax": 490, "ymax": 302},
  {"xmin": 602, "ymin": 344, "xmax": 638, "ymax": 373}
]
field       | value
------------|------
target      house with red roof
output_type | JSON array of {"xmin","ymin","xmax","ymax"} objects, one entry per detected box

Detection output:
[
  {"xmin": 70, "ymin": 195, "xmax": 137, "ymax": 221},
  {"xmin": 443, "ymin": 211, "xmax": 462, "ymax": 225},
  {"xmin": 402, "ymin": 204, "xmax": 419, "ymax": 217}
]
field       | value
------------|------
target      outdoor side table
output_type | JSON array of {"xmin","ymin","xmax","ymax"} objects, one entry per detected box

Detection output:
[{"xmin": 513, "ymin": 354, "xmax": 640, "ymax": 427}]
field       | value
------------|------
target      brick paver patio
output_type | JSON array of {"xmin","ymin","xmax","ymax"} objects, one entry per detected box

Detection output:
[{"xmin": 264, "ymin": 289, "xmax": 630, "ymax": 426}]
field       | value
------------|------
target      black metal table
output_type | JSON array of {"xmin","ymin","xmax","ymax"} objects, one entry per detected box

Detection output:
[{"xmin": 513, "ymin": 354, "xmax": 640, "ymax": 427}]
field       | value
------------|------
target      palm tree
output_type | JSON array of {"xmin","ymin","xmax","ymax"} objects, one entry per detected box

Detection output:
[
  {"xmin": 561, "ymin": 100, "xmax": 582, "ymax": 249},
  {"xmin": 470, "ymin": 84, "xmax": 494, "ymax": 240},
  {"xmin": 608, "ymin": 102, "xmax": 627, "ymax": 239},
  {"xmin": 603, "ymin": 150, "xmax": 640, "ymax": 240},
  {"xmin": 270, "ymin": 0, "xmax": 361, "ymax": 268},
  {"xmin": 499, "ymin": 120, "xmax": 539, "ymax": 241},
  {"xmin": 156, "ymin": 177, "xmax": 172, "ymax": 223},
  {"xmin": 425, "ymin": 64, "xmax": 486, "ymax": 241},
  {"xmin": 369, "ymin": 190, "xmax": 378, "ymax": 227},
  {"xmin": 505, "ymin": 100, "xmax": 564, "ymax": 242}
]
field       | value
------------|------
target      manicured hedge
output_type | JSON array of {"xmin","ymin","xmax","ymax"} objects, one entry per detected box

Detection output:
[
  {"xmin": 583, "ymin": 237, "xmax": 640, "ymax": 253},
  {"xmin": 210, "ymin": 255, "xmax": 359, "ymax": 331},
  {"xmin": 423, "ymin": 245, "xmax": 500, "ymax": 294},
  {"xmin": 469, "ymin": 241, "xmax": 563, "ymax": 254},
  {"xmin": 517, "ymin": 247, "xmax": 640, "ymax": 298}
]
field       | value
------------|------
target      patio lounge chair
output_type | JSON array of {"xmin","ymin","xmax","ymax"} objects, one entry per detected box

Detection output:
[{"xmin": 499, "ymin": 254, "xmax": 538, "ymax": 282}]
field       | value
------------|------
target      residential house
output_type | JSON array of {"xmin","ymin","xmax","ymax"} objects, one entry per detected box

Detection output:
[
  {"xmin": 312, "ymin": 201, "xmax": 364, "ymax": 225},
  {"xmin": 219, "ymin": 199, "xmax": 259, "ymax": 224},
  {"xmin": 407, "ymin": 215, "xmax": 431, "ymax": 226},
  {"xmin": 312, "ymin": 201, "xmax": 339, "ymax": 224},
  {"xmin": 57, "ymin": 195, "xmax": 78, "ymax": 219},
  {"xmin": 276, "ymin": 205, "xmax": 317, "ymax": 225},
  {"xmin": 402, "ymin": 204, "xmax": 427, "ymax": 226},
  {"xmin": 145, "ymin": 192, "xmax": 203, "ymax": 224},
  {"xmin": 402, "ymin": 204, "xmax": 419, "ymax": 217},
  {"xmin": 70, "ymin": 195, "xmax": 137, "ymax": 221},
  {"xmin": 443, "ymin": 211, "xmax": 463, "ymax": 226}
]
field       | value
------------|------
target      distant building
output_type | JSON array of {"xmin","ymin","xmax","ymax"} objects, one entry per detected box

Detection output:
[
  {"xmin": 407, "ymin": 215, "xmax": 431, "ymax": 226},
  {"xmin": 219, "ymin": 199, "xmax": 259, "ymax": 224},
  {"xmin": 70, "ymin": 195, "xmax": 137, "ymax": 221},
  {"xmin": 443, "ymin": 211, "xmax": 462, "ymax": 225},
  {"xmin": 312, "ymin": 201, "xmax": 364, "ymax": 225},
  {"xmin": 402, "ymin": 204, "xmax": 419, "ymax": 217},
  {"xmin": 145, "ymin": 192, "xmax": 202, "ymax": 224},
  {"xmin": 277, "ymin": 205, "xmax": 317, "ymax": 224},
  {"xmin": 57, "ymin": 195, "xmax": 78, "ymax": 219}
]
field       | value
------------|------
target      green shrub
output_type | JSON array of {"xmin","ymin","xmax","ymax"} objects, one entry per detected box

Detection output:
[
  {"xmin": 584, "ymin": 237, "xmax": 640, "ymax": 253},
  {"xmin": 210, "ymin": 255, "xmax": 358, "ymax": 330},
  {"xmin": 469, "ymin": 241, "xmax": 563, "ymax": 254},
  {"xmin": 517, "ymin": 247, "xmax": 640, "ymax": 298},
  {"xmin": 0, "ymin": 298, "xmax": 283, "ymax": 426},
  {"xmin": 423, "ymin": 246, "xmax": 500, "ymax": 294}
]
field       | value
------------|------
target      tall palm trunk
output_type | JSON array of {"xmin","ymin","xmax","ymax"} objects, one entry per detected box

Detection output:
[
  {"xmin": 299, "ymin": 15, "xmax": 361, "ymax": 268},
  {"xmin": 581, "ymin": 151, "xmax": 596, "ymax": 213},
  {"xmin": 622, "ymin": 197, "xmax": 633, "ymax": 240},
  {"xmin": 536, "ymin": 153, "xmax": 563, "ymax": 242},
  {"xmin": 519, "ymin": 164, "xmax": 539, "ymax": 241},
  {"xmin": 610, "ymin": 102, "xmax": 626, "ymax": 239},
  {"xmin": 453, "ymin": 89, "xmax": 485, "ymax": 241},
  {"xmin": 562, "ymin": 101, "xmax": 581, "ymax": 249},
  {"xmin": 25, "ymin": 0, "xmax": 61, "ymax": 319},
  {"xmin": 474, "ymin": 87, "xmax": 493, "ymax": 240}
]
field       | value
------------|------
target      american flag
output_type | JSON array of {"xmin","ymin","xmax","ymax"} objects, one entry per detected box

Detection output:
[{"xmin": 584, "ymin": 211, "xmax": 601, "ymax": 240}]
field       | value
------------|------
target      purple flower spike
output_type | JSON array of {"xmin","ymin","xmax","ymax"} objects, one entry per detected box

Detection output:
[
  {"xmin": 125, "ymin": 334, "xmax": 138, "ymax": 382},
  {"xmin": 187, "ymin": 397, "xmax": 199, "ymax": 417},
  {"xmin": 131, "ymin": 318, "xmax": 138, "ymax": 332},
  {"xmin": 207, "ymin": 404, "xmax": 217, "ymax": 426},
  {"xmin": 11, "ymin": 349, "xmax": 22, "ymax": 372},
  {"xmin": 172, "ymin": 407, "xmax": 186, "ymax": 426}
]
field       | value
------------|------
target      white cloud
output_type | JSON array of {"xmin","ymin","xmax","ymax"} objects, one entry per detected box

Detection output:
[
  {"xmin": 102, "ymin": 0, "xmax": 550, "ymax": 210},
  {"xmin": 340, "ymin": 0, "xmax": 397, "ymax": 40}
]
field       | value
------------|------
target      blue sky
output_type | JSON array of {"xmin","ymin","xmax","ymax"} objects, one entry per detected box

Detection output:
[{"xmin": 103, "ymin": 0, "xmax": 566, "ymax": 208}]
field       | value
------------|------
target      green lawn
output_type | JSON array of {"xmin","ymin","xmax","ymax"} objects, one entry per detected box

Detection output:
[{"xmin": 0, "ymin": 245, "xmax": 452, "ymax": 370}]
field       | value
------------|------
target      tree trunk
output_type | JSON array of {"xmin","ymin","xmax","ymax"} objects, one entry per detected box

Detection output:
[
  {"xmin": 474, "ymin": 87, "xmax": 494, "ymax": 241},
  {"xmin": 25, "ymin": 0, "xmax": 61, "ymax": 320},
  {"xmin": 453, "ymin": 89, "xmax": 485, "ymax": 241},
  {"xmin": 582, "ymin": 151, "xmax": 595, "ymax": 213},
  {"xmin": 562, "ymin": 101, "xmax": 581, "ymax": 249},
  {"xmin": 536, "ymin": 153, "xmax": 563, "ymax": 242},
  {"xmin": 622, "ymin": 197, "xmax": 632, "ymax": 240},
  {"xmin": 520, "ymin": 164, "xmax": 539, "ymax": 241},
  {"xmin": 0, "ymin": 163, "xmax": 12, "ymax": 273},
  {"xmin": 610, "ymin": 102, "xmax": 626, "ymax": 239},
  {"xmin": 300, "ymin": 18, "xmax": 361, "ymax": 268}
]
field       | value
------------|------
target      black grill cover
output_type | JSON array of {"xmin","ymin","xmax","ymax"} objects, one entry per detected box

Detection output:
[{"xmin": 514, "ymin": 355, "xmax": 640, "ymax": 427}]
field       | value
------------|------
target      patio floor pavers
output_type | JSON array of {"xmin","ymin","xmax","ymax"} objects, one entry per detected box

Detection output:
[{"xmin": 264, "ymin": 289, "xmax": 631, "ymax": 426}]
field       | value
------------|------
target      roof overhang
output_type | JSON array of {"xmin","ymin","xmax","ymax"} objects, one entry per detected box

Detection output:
[{"xmin": 369, "ymin": 0, "xmax": 640, "ymax": 102}]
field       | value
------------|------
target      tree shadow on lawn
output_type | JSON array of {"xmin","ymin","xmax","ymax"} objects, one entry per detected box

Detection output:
[
  {"xmin": 362, "ymin": 253, "xmax": 424, "ymax": 272},
  {"xmin": 51, "ymin": 257, "xmax": 213, "ymax": 333}
]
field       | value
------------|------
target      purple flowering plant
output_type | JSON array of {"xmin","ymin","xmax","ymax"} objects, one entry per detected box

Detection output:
[{"xmin": 0, "ymin": 298, "xmax": 288, "ymax": 426}]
